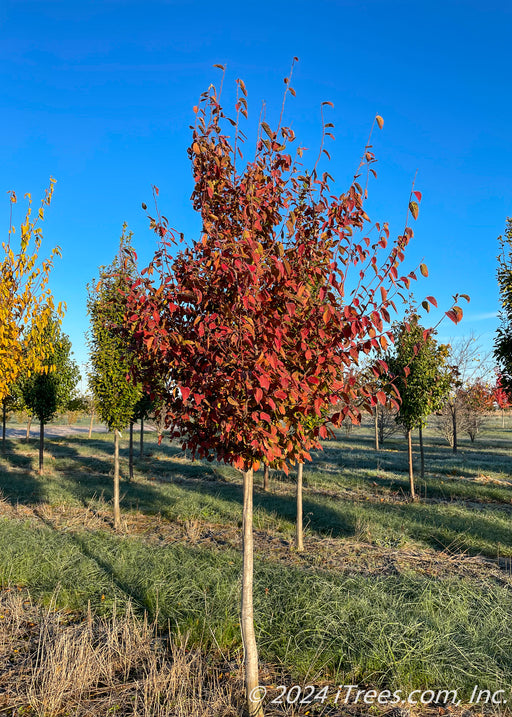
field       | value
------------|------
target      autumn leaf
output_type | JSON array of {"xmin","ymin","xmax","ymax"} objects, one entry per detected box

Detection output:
[{"xmin": 409, "ymin": 201, "xmax": 419, "ymax": 220}]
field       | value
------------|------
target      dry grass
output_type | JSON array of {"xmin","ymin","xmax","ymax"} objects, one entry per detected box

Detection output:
[{"xmin": 0, "ymin": 587, "xmax": 242, "ymax": 716}]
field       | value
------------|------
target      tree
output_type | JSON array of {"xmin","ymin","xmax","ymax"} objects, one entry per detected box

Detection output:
[
  {"xmin": 492, "ymin": 372, "xmax": 511, "ymax": 427},
  {"xmin": 87, "ymin": 226, "xmax": 141, "ymax": 529},
  {"xmin": 124, "ymin": 70, "xmax": 462, "ymax": 716},
  {"xmin": 133, "ymin": 390, "xmax": 154, "ymax": 460},
  {"xmin": 20, "ymin": 319, "xmax": 80, "ymax": 474},
  {"xmin": 1, "ymin": 181, "xmax": 64, "ymax": 405},
  {"xmin": 436, "ymin": 335, "xmax": 490, "ymax": 452},
  {"xmin": 495, "ymin": 219, "xmax": 512, "ymax": 403},
  {"xmin": 1, "ymin": 386, "xmax": 23, "ymax": 448},
  {"xmin": 387, "ymin": 313, "xmax": 451, "ymax": 499},
  {"xmin": 458, "ymin": 379, "xmax": 493, "ymax": 441}
]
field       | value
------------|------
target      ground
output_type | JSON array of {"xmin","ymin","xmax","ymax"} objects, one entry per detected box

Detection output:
[{"xmin": 0, "ymin": 414, "xmax": 511, "ymax": 715}]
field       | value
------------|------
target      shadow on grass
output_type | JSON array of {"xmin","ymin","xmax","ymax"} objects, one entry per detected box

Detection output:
[{"xmin": 3, "ymin": 432, "xmax": 512, "ymax": 561}]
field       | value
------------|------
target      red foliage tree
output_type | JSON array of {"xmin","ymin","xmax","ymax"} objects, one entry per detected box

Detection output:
[
  {"xmin": 493, "ymin": 372, "xmax": 510, "ymax": 427},
  {"xmin": 124, "ymin": 68, "xmax": 463, "ymax": 716}
]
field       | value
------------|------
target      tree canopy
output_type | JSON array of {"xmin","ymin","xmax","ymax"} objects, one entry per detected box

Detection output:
[
  {"xmin": 87, "ymin": 226, "xmax": 141, "ymax": 433},
  {"xmin": 0, "ymin": 181, "xmax": 64, "ymax": 403},
  {"xmin": 388, "ymin": 313, "xmax": 452, "ymax": 432}
]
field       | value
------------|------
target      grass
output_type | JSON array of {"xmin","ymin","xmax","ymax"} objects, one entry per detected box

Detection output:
[{"xmin": 1, "ymin": 415, "xmax": 512, "ymax": 713}]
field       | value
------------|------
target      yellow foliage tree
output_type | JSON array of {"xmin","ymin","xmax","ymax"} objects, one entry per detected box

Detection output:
[{"xmin": 0, "ymin": 180, "xmax": 64, "ymax": 403}]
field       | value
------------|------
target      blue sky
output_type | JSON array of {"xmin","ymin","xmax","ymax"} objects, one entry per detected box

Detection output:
[{"xmin": 1, "ymin": 0, "xmax": 510, "ymax": 387}]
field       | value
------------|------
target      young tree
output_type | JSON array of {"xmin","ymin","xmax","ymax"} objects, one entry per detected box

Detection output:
[
  {"xmin": 1, "ymin": 181, "xmax": 64, "ymax": 405},
  {"xmin": 387, "ymin": 313, "xmax": 452, "ymax": 498},
  {"xmin": 492, "ymin": 372, "xmax": 510, "ymax": 427},
  {"xmin": 458, "ymin": 379, "xmax": 493, "ymax": 441},
  {"xmin": 495, "ymin": 218, "xmax": 512, "ymax": 403},
  {"xmin": 437, "ymin": 335, "xmax": 490, "ymax": 452},
  {"xmin": 87, "ymin": 227, "xmax": 141, "ymax": 528},
  {"xmin": 133, "ymin": 390, "xmax": 154, "ymax": 460},
  {"xmin": 1, "ymin": 388, "xmax": 22, "ymax": 448},
  {"xmin": 124, "ymin": 71, "xmax": 463, "ymax": 716},
  {"xmin": 20, "ymin": 320, "xmax": 80, "ymax": 474}
]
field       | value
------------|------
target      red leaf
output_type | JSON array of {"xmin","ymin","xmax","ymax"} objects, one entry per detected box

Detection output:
[
  {"xmin": 426, "ymin": 295, "xmax": 437, "ymax": 308},
  {"xmin": 258, "ymin": 374, "xmax": 270, "ymax": 390},
  {"xmin": 413, "ymin": 191, "xmax": 422, "ymax": 202},
  {"xmin": 260, "ymin": 412, "xmax": 271, "ymax": 423},
  {"xmin": 446, "ymin": 305, "xmax": 463, "ymax": 324},
  {"xmin": 181, "ymin": 387, "xmax": 190, "ymax": 402},
  {"xmin": 255, "ymin": 387, "xmax": 263, "ymax": 403}
]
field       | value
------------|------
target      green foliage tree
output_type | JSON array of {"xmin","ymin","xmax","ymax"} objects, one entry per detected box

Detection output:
[
  {"xmin": 494, "ymin": 219, "xmax": 512, "ymax": 397},
  {"xmin": 21, "ymin": 319, "xmax": 80, "ymax": 474},
  {"xmin": 386, "ymin": 313, "xmax": 451, "ymax": 499},
  {"xmin": 87, "ymin": 226, "xmax": 141, "ymax": 529},
  {"xmin": 1, "ymin": 385, "xmax": 23, "ymax": 448}
]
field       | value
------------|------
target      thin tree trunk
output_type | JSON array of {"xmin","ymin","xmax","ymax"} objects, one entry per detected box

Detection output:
[
  {"xmin": 374, "ymin": 405, "xmax": 379, "ymax": 451},
  {"xmin": 88, "ymin": 409, "xmax": 94, "ymax": 439},
  {"xmin": 241, "ymin": 468, "xmax": 264, "ymax": 717},
  {"xmin": 128, "ymin": 421, "xmax": 134, "ymax": 482},
  {"xmin": 296, "ymin": 463, "xmax": 304, "ymax": 552},
  {"xmin": 502, "ymin": 409, "xmax": 505, "ymax": 429},
  {"xmin": 2, "ymin": 400, "xmax": 6, "ymax": 447},
  {"xmin": 39, "ymin": 420, "xmax": 44, "ymax": 475},
  {"xmin": 26, "ymin": 416, "xmax": 32, "ymax": 441},
  {"xmin": 263, "ymin": 464, "xmax": 269, "ymax": 491},
  {"xmin": 113, "ymin": 430, "xmax": 121, "ymax": 530},
  {"xmin": 419, "ymin": 424, "xmax": 425, "ymax": 480},
  {"xmin": 407, "ymin": 430, "xmax": 416, "ymax": 500},
  {"xmin": 452, "ymin": 405, "xmax": 457, "ymax": 454},
  {"xmin": 139, "ymin": 416, "xmax": 144, "ymax": 458}
]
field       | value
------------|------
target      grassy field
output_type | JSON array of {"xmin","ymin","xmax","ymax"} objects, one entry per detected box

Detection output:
[{"xmin": 1, "ymin": 416, "xmax": 512, "ymax": 715}]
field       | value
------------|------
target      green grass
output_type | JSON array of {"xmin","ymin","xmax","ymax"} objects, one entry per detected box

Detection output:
[
  {"xmin": 1, "ymin": 416, "xmax": 512, "ymax": 700},
  {"xmin": 1, "ymin": 516, "xmax": 511, "ymax": 696}
]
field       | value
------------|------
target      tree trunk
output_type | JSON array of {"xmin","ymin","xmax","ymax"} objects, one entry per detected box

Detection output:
[
  {"xmin": 26, "ymin": 416, "xmax": 32, "ymax": 441},
  {"xmin": 374, "ymin": 405, "xmax": 379, "ymax": 451},
  {"xmin": 88, "ymin": 409, "xmax": 94, "ymax": 439},
  {"xmin": 419, "ymin": 424, "xmax": 424, "ymax": 480},
  {"xmin": 407, "ymin": 430, "xmax": 416, "ymax": 501},
  {"xmin": 452, "ymin": 404, "xmax": 457, "ymax": 454},
  {"xmin": 128, "ymin": 421, "xmax": 134, "ymax": 482},
  {"xmin": 502, "ymin": 409, "xmax": 505, "ymax": 429},
  {"xmin": 263, "ymin": 464, "xmax": 269, "ymax": 491},
  {"xmin": 39, "ymin": 420, "xmax": 44, "ymax": 475},
  {"xmin": 296, "ymin": 463, "xmax": 304, "ymax": 552},
  {"xmin": 2, "ymin": 400, "xmax": 6, "ymax": 447},
  {"xmin": 241, "ymin": 468, "xmax": 264, "ymax": 717},
  {"xmin": 113, "ymin": 430, "xmax": 121, "ymax": 530},
  {"xmin": 139, "ymin": 416, "xmax": 144, "ymax": 458}
]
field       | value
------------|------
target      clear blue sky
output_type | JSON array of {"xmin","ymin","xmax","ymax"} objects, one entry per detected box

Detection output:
[{"xmin": 2, "ymin": 0, "xmax": 510, "ymax": 387}]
